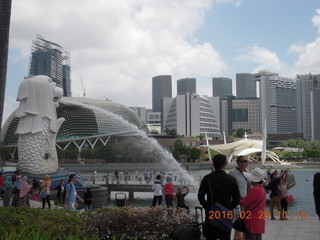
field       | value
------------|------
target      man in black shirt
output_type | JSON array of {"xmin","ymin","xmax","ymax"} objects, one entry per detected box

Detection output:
[{"xmin": 198, "ymin": 154, "xmax": 240, "ymax": 240}]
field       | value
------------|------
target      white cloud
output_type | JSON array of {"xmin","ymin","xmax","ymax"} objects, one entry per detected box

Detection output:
[
  {"xmin": 290, "ymin": 9, "xmax": 320, "ymax": 75},
  {"xmin": 291, "ymin": 37, "xmax": 320, "ymax": 74},
  {"xmin": 8, "ymin": 0, "xmax": 228, "ymax": 108},
  {"xmin": 237, "ymin": 46, "xmax": 284, "ymax": 73},
  {"xmin": 312, "ymin": 9, "xmax": 320, "ymax": 33},
  {"xmin": 213, "ymin": 0, "xmax": 243, "ymax": 7}
]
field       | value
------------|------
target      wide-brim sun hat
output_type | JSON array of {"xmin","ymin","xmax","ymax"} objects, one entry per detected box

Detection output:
[{"xmin": 243, "ymin": 167, "xmax": 266, "ymax": 183}]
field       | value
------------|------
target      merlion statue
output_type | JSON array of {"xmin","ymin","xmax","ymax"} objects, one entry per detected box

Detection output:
[{"xmin": 16, "ymin": 75, "xmax": 65, "ymax": 174}]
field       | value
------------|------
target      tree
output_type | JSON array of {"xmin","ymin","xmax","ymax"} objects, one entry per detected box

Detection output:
[
  {"xmin": 190, "ymin": 148, "xmax": 201, "ymax": 162},
  {"xmin": 231, "ymin": 128, "xmax": 245, "ymax": 138},
  {"xmin": 165, "ymin": 128, "xmax": 177, "ymax": 136}
]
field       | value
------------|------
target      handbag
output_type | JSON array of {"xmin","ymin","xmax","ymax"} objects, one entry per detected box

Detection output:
[
  {"xmin": 285, "ymin": 194, "xmax": 295, "ymax": 203},
  {"xmin": 40, "ymin": 190, "xmax": 47, "ymax": 198},
  {"xmin": 207, "ymin": 175, "xmax": 233, "ymax": 232},
  {"xmin": 233, "ymin": 198, "xmax": 264, "ymax": 232},
  {"xmin": 233, "ymin": 218, "xmax": 246, "ymax": 232}
]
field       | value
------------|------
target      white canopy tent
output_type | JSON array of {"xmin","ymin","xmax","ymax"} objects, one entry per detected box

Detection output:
[{"xmin": 208, "ymin": 138, "xmax": 281, "ymax": 164}]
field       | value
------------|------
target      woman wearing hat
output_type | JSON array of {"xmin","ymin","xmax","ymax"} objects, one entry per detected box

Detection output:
[{"xmin": 240, "ymin": 168, "xmax": 266, "ymax": 240}]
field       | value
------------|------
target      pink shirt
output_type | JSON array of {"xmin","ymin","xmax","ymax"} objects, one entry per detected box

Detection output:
[{"xmin": 240, "ymin": 184, "xmax": 266, "ymax": 234}]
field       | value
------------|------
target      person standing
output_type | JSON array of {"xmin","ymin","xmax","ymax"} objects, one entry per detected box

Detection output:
[
  {"xmin": 3, "ymin": 176, "xmax": 13, "ymax": 206},
  {"xmin": 55, "ymin": 179, "xmax": 65, "ymax": 205},
  {"xmin": 229, "ymin": 155, "xmax": 249, "ymax": 240},
  {"xmin": 151, "ymin": 175, "xmax": 163, "ymax": 207},
  {"xmin": 0, "ymin": 173, "xmax": 4, "ymax": 199},
  {"xmin": 83, "ymin": 188, "xmax": 93, "ymax": 210},
  {"xmin": 313, "ymin": 172, "xmax": 320, "ymax": 221},
  {"xmin": 163, "ymin": 175, "xmax": 174, "ymax": 208},
  {"xmin": 11, "ymin": 175, "xmax": 21, "ymax": 207},
  {"xmin": 18, "ymin": 176, "xmax": 32, "ymax": 207},
  {"xmin": 266, "ymin": 171, "xmax": 282, "ymax": 220},
  {"xmin": 31, "ymin": 179, "xmax": 40, "ymax": 201},
  {"xmin": 41, "ymin": 175, "xmax": 51, "ymax": 209},
  {"xmin": 64, "ymin": 174, "xmax": 84, "ymax": 210},
  {"xmin": 198, "ymin": 154, "xmax": 240, "ymax": 240},
  {"xmin": 114, "ymin": 170, "xmax": 119, "ymax": 184},
  {"xmin": 278, "ymin": 169, "xmax": 289, "ymax": 220},
  {"xmin": 240, "ymin": 168, "xmax": 267, "ymax": 240}
]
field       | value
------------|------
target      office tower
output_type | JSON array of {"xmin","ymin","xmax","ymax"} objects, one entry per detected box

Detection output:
[
  {"xmin": 221, "ymin": 98, "xmax": 261, "ymax": 136},
  {"xmin": 0, "ymin": 0, "xmax": 12, "ymax": 130},
  {"xmin": 296, "ymin": 73, "xmax": 320, "ymax": 140},
  {"xmin": 311, "ymin": 88, "xmax": 320, "ymax": 140},
  {"xmin": 152, "ymin": 75, "xmax": 172, "ymax": 112},
  {"xmin": 254, "ymin": 70, "xmax": 296, "ymax": 135},
  {"xmin": 29, "ymin": 35, "xmax": 71, "ymax": 97},
  {"xmin": 177, "ymin": 78, "xmax": 196, "ymax": 95},
  {"xmin": 212, "ymin": 77, "xmax": 232, "ymax": 100},
  {"xmin": 162, "ymin": 93, "xmax": 221, "ymax": 138},
  {"xmin": 236, "ymin": 73, "xmax": 256, "ymax": 99}
]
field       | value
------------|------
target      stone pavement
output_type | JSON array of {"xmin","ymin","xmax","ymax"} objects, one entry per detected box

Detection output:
[
  {"xmin": 231, "ymin": 217, "xmax": 320, "ymax": 240},
  {"xmin": 263, "ymin": 217, "xmax": 319, "ymax": 240}
]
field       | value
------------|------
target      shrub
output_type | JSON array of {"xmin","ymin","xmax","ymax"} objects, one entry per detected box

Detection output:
[
  {"xmin": 82, "ymin": 207, "xmax": 195, "ymax": 240},
  {"xmin": 0, "ymin": 206, "xmax": 195, "ymax": 240}
]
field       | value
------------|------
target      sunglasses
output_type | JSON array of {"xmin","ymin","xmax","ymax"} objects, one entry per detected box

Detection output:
[{"xmin": 240, "ymin": 160, "xmax": 248, "ymax": 163}]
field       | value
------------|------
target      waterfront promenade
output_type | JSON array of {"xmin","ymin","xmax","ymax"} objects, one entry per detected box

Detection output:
[{"xmin": 0, "ymin": 199, "xmax": 318, "ymax": 239}]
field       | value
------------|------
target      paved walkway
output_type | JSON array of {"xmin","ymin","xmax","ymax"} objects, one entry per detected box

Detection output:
[
  {"xmin": 263, "ymin": 217, "xmax": 319, "ymax": 240},
  {"xmin": 230, "ymin": 217, "xmax": 320, "ymax": 240}
]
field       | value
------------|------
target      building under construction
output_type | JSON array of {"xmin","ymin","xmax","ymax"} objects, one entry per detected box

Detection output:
[{"xmin": 28, "ymin": 35, "xmax": 71, "ymax": 97}]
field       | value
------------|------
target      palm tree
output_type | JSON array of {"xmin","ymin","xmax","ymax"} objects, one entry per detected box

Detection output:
[{"xmin": 0, "ymin": 0, "xmax": 13, "ymax": 131}]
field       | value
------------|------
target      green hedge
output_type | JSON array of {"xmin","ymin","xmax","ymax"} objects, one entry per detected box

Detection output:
[{"xmin": 0, "ymin": 207, "xmax": 195, "ymax": 240}]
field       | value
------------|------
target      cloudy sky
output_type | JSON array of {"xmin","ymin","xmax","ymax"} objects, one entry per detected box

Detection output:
[{"xmin": 3, "ymin": 0, "xmax": 320, "ymax": 124}]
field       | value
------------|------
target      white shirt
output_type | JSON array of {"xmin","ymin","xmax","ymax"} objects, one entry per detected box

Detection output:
[
  {"xmin": 152, "ymin": 181, "xmax": 162, "ymax": 196},
  {"xmin": 229, "ymin": 168, "xmax": 248, "ymax": 198}
]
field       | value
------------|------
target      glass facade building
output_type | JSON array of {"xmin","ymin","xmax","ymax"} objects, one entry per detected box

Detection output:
[{"xmin": 29, "ymin": 35, "xmax": 71, "ymax": 97}]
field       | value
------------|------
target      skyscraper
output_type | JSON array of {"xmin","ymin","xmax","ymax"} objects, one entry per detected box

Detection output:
[
  {"xmin": 177, "ymin": 78, "xmax": 196, "ymax": 95},
  {"xmin": 152, "ymin": 75, "xmax": 172, "ymax": 112},
  {"xmin": 0, "ymin": 0, "xmax": 12, "ymax": 131},
  {"xmin": 29, "ymin": 35, "xmax": 71, "ymax": 97},
  {"xmin": 296, "ymin": 73, "xmax": 320, "ymax": 140},
  {"xmin": 162, "ymin": 93, "xmax": 221, "ymax": 138},
  {"xmin": 212, "ymin": 77, "xmax": 232, "ymax": 99},
  {"xmin": 254, "ymin": 70, "xmax": 296, "ymax": 134},
  {"xmin": 236, "ymin": 73, "xmax": 256, "ymax": 99}
]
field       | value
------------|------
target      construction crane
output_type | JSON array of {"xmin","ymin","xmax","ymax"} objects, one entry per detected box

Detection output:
[{"xmin": 80, "ymin": 75, "xmax": 86, "ymax": 98}]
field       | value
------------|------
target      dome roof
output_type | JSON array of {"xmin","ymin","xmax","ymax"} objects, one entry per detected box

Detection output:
[{"xmin": 1, "ymin": 97, "xmax": 147, "ymax": 145}]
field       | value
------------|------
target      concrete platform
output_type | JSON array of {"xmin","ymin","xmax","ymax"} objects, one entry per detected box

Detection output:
[{"xmin": 231, "ymin": 217, "xmax": 320, "ymax": 240}]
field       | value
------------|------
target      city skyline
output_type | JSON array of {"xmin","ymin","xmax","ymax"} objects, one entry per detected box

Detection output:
[{"xmin": 3, "ymin": 0, "xmax": 320, "ymax": 125}]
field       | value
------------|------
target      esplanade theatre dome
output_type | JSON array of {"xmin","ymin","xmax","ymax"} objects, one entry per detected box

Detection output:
[{"xmin": 0, "ymin": 97, "xmax": 148, "ymax": 146}]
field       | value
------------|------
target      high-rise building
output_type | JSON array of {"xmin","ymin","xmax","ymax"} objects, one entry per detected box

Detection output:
[
  {"xmin": 0, "ymin": 0, "xmax": 12, "ymax": 130},
  {"xmin": 311, "ymin": 88, "xmax": 320, "ymax": 140},
  {"xmin": 29, "ymin": 35, "xmax": 71, "ymax": 97},
  {"xmin": 162, "ymin": 93, "xmax": 221, "ymax": 138},
  {"xmin": 296, "ymin": 73, "xmax": 320, "ymax": 140},
  {"xmin": 212, "ymin": 77, "xmax": 232, "ymax": 100},
  {"xmin": 152, "ymin": 75, "xmax": 172, "ymax": 112},
  {"xmin": 177, "ymin": 78, "xmax": 196, "ymax": 95},
  {"xmin": 254, "ymin": 70, "xmax": 296, "ymax": 135},
  {"xmin": 236, "ymin": 73, "xmax": 256, "ymax": 99},
  {"xmin": 221, "ymin": 98, "xmax": 261, "ymax": 136}
]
